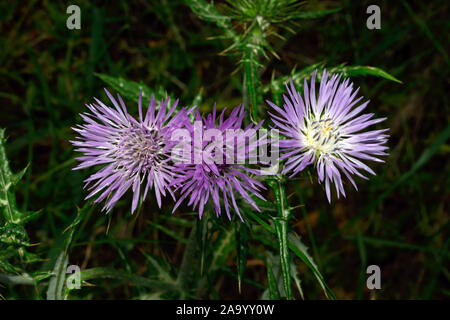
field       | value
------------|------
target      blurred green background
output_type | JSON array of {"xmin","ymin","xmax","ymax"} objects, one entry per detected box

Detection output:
[{"xmin": 0, "ymin": 0, "xmax": 448, "ymax": 299}]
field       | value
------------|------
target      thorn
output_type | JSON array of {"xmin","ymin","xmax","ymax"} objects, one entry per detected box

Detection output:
[{"xmin": 290, "ymin": 204, "xmax": 305, "ymax": 210}]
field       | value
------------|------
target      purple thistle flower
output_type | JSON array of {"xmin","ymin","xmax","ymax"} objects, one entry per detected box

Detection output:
[
  {"xmin": 268, "ymin": 70, "xmax": 389, "ymax": 202},
  {"xmin": 71, "ymin": 89, "xmax": 192, "ymax": 214},
  {"xmin": 171, "ymin": 105, "xmax": 266, "ymax": 220}
]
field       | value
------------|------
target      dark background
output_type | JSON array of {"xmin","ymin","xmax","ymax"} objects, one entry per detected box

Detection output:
[{"xmin": 0, "ymin": 0, "xmax": 448, "ymax": 299}]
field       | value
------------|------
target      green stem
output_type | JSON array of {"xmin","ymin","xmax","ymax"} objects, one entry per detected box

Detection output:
[
  {"xmin": 243, "ymin": 45, "xmax": 262, "ymax": 124},
  {"xmin": 241, "ymin": 18, "xmax": 267, "ymax": 124},
  {"xmin": 268, "ymin": 176, "xmax": 293, "ymax": 300}
]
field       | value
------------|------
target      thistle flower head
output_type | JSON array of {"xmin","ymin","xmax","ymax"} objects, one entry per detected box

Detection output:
[
  {"xmin": 268, "ymin": 70, "xmax": 389, "ymax": 202},
  {"xmin": 171, "ymin": 105, "xmax": 266, "ymax": 220},
  {"xmin": 71, "ymin": 90, "xmax": 191, "ymax": 213}
]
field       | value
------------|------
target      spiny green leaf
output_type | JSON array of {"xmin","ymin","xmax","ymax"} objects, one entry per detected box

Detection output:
[
  {"xmin": 62, "ymin": 203, "xmax": 91, "ymax": 256},
  {"xmin": 210, "ymin": 227, "xmax": 235, "ymax": 272},
  {"xmin": 29, "ymin": 271, "xmax": 53, "ymax": 283},
  {"xmin": 242, "ymin": 207, "xmax": 335, "ymax": 299},
  {"xmin": 329, "ymin": 65, "xmax": 402, "ymax": 83},
  {"xmin": 290, "ymin": 257, "xmax": 304, "ymax": 299},
  {"xmin": 266, "ymin": 62, "xmax": 322, "ymax": 105},
  {"xmin": 185, "ymin": 0, "xmax": 238, "ymax": 42},
  {"xmin": 265, "ymin": 252, "xmax": 281, "ymax": 300},
  {"xmin": 0, "ymin": 223, "xmax": 29, "ymax": 247},
  {"xmin": 0, "ymin": 129, "xmax": 29, "ymax": 224},
  {"xmin": 288, "ymin": 232, "xmax": 336, "ymax": 299},
  {"xmin": 11, "ymin": 165, "xmax": 28, "ymax": 187},
  {"xmin": 95, "ymin": 73, "xmax": 171, "ymax": 108},
  {"xmin": 46, "ymin": 251, "xmax": 69, "ymax": 300},
  {"xmin": 266, "ymin": 63, "xmax": 402, "ymax": 106},
  {"xmin": 0, "ymin": 257, "xmax": 20, "ymax": 275},
  {"xmin": 0, "ymin": 130, "xmax": 37, "ymax": 276},
  {"xmin": 46, "ymin": 203, "xmax": 91, "ymax": 300}
]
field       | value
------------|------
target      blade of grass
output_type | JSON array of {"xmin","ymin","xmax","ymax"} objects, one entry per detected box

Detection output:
[{"xmin": 400, "ymin": 0, "xmax": 449, "ymax": 64}]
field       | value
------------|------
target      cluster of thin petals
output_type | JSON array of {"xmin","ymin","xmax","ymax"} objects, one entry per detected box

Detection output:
[
  {"xmin": 72, "ymin": 70, "xmax": 388, "ymax": 217},
  {"xmin": 268, "ymin": 70, "xmax": 388, "ymax": 202}
]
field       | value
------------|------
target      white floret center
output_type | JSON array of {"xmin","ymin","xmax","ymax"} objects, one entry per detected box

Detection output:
[{"xmin": 303, "ymin": 117, "xmax": 341, "ymax": 155}]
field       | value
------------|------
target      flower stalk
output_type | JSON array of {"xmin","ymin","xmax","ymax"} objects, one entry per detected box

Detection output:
[{"xmin": 267, "ymin": 175, "xmax": 293, "ymax": 300}]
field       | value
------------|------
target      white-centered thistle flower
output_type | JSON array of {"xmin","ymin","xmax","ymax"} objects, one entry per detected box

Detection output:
[{"xmin": 268, "ymin": 70, "xmax": 389, "ymax": 202}]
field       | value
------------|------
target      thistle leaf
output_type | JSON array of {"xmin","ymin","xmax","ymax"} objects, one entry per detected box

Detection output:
[
  {"xmin": 95, "ymin": 73, "xmax": 170, "ymax": 108},
  {"xmin": 46, "ymin": 251, "xmax": 69, "ymax": 300},
  {"xmin": 266, "ymin": 63, "xmax": 402, "ymax": 105},
  {"xmin": 0, "ymin": 129, "xmax": 29, "ymax": 224},
  {"xmin": 46, "ymin": 204, "xmax": 91, "ymax": 300},
  {"xmin": 185, "ymin": 0, "xmax": 238, "ymax": 42},
  {"xmin": 329, "ymin": 65, "xmax": 402, "ymax": 83},
  {"xmin": 243, "ymin": 207, "xmax": 335, "ymax": 299},
  {"xmin": 265, "ymin": 252, "xmax": 281, "ymax": 300},
  {"xmin": 288, "ymin": 232, "xmax": 336, "ymax": 299}
]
